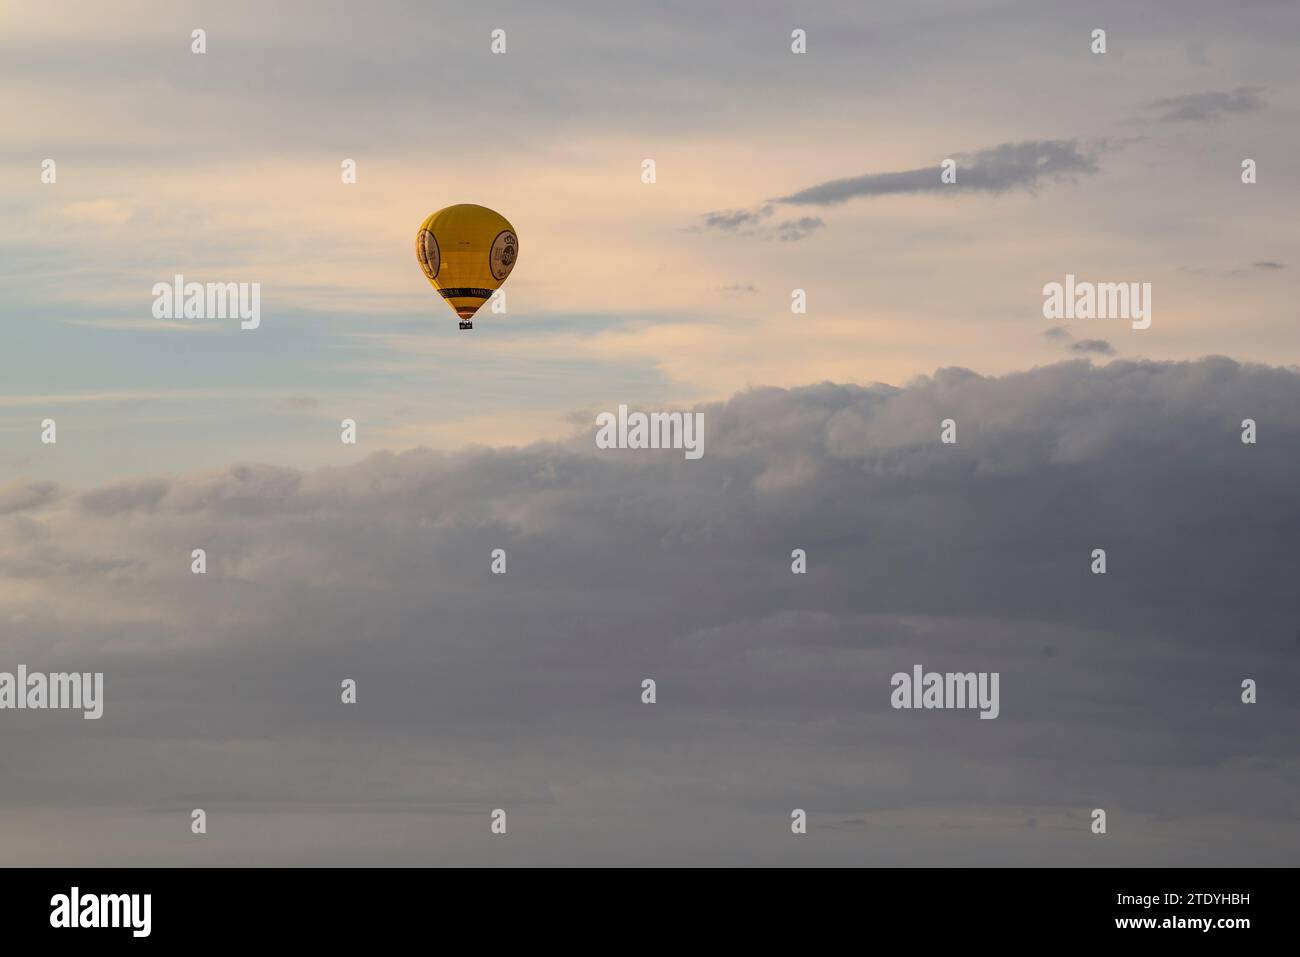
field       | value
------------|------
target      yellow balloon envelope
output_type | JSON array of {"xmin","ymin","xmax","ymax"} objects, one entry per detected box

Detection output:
[{"xmin": 416, "ymin": 204, "xmax": 518, "ymax": 330}]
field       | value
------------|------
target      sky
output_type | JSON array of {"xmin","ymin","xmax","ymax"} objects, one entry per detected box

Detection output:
[{"xmin": 1, "ymin": 0, "xmax": 1298, "ymax": 865}]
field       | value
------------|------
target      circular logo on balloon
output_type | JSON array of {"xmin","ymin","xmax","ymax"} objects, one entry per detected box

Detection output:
[
  {"xmin": 489, "ymin": 231, "xmax": 517, "ymax": 282},
  {"xmin": 416, "ymin": 229, "xmax": 440, "ymax": 281}
]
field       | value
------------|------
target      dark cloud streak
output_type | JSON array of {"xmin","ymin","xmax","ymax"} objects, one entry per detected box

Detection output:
[
  {"xmin": 777, "ymin": 140, "xmax": 1101, "ymax": 206},
  {"xmin": 1069, "ymin": 339, "xmax": 1115, "ymax": 355},
  {"xmin": 1146, "ymin": 86, "xmax": 1265, "ymax": 123}
]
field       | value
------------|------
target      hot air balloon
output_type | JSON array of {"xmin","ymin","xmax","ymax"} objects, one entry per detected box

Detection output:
[{"xmin": 415, "ymin": 204, "xmax": 518, "ymax": 330}]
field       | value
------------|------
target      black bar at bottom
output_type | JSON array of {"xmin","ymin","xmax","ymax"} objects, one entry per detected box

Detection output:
[{"xmin": 0, "ymin": 867, "xmax": 1282, "ymax": 943}]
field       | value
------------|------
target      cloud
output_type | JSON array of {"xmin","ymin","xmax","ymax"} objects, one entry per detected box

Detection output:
[
  {"xmin": 697, "ymin": 206, "xmax": 823, "ymax": 243},
  {"xmin": 776, "ymin": 140, "xmax": 1101, "ymax": 206},
  {"xmin": 78, "ymin": 478, "xmax": 170, "ymax": 516},
  {"xmin": 1180, "ymin": 262, "xmax": 1285, "ymax": 278},
  {"xmin": 1146, "ymin": 86, "xmax": 1265, "ymax": 123},
  {"xmin": 701, "ymin": 205, "xmax": 773, "ymax": 232},
  {"xmin": 0, "ymin": 479, "xmax": 61, "ymax": 514},
  {"xmin": 697, "ymin": 140, "xmax": 1102, "ymax": 238},
  {"xmin": 1068, "ymin": 339, "xmax": 1115, "ymax": 356},
  {"xmin": 2, "ymin": 358, "xmax": 1298, "ymax": 865},
  {"xmin": 775, "ymin": 217, "xmax": 825, "ymax": 241},
  {"xmin": 1042, "ymin": 326, "xmax": 1071, "ymax": 341}
]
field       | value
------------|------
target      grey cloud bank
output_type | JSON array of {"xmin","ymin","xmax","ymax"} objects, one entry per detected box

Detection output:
[{"xmin": 1, "ymin": 357, "xmax": 1297, "ymax": 865}]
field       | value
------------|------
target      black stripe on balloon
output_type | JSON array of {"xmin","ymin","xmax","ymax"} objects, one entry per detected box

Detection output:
[{"xmin": 437, "ymin": 288, "xmax": 493, "ymax": 299}]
